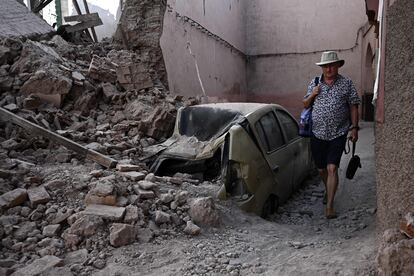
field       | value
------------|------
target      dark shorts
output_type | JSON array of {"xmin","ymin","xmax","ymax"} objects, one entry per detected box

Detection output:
[{"xmin": 310, "ymin": 134, "xmax": 347, "ymax": 169}]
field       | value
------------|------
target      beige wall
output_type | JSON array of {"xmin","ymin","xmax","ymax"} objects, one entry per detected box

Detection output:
[
  {"xmin": 161, "ymin": 0, "xmax": 369, "ymax": 115},
  {"xmin": 160, "ymin": 0, "xmax": 248, "ymax": 100},
  {"xmin": 246, "ymin": 0, "xmax": 367, "ymax": 117}
]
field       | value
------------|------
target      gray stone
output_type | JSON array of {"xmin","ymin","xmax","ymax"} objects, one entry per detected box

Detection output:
[
  {"xmin": 160, "ymin": 193, "xmax": 174, "ymax": 204},
  {"xmin": 184, "ymin": 221, "xmax": 201, "ymax": 236},
  {"xmin": 155, "ymin": 211, "xmax": 171, "ymax": 225},
  {"xmin": 188, "ymin": 197, "xmax": 220, "ymax": 226},
  {"xmin": 175, "ymin": 191, "xmax": 189, "ymax": 205},
  {"xmin": 44, "ymin": 180, "xmax": 66, "ymax": 191},
  {"xmin": 64, "ymin": 249, "xmax": 88, "ymax": 265},
  {"xmin": 42, "ymin": 224, "xmax": 61, "ymax": 237},
  {"xmin": 133, "ymin": 186, "xmax": 155, "ymax": 199},
  {"xmin": 109, "ymin": 223, "xmax": 136, "ymax": 247},
  {"xmin": 138, "ymin": 180, "xmax": 157, "ymax": 190},
  {"xmin": 0, "ymin": 188, "xmax": 27, "ymax": 209},
  {"xmin": 91, "ymin": 181, "xmax": 114, "ymax": 196},
  {"xmin": 62, "ymin": 232, "xmax": 81, "ymax": 248},
  {"xmin": 11, "ymin": 255, "xmax": 63, "ymax": 276},
  {"xmin": 82, "ymin": 204, "xmax": 126, "ymax": 221},
  {"xmin": 68, "ymin": 215, "xmax": 103, "ymax": 237},
  {"xmin": 119, "ymin": 171, "xmax": 145, "ymax": 181},
  {"xmin": 124, "ymin": 205, "xmax": 140, "ymax": 223},
  {"xmin": 27, "ymin": 186, "xmax": 50, "ymax": 207},
  {"xmin": 14, "ymin": 221, "xmax": 36, "ymax": 241}
]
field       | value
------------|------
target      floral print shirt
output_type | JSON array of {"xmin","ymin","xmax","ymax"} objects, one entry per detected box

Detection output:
[{"xmin": 305, "ymin": 74, "xmax": 361, "ymax": 141}]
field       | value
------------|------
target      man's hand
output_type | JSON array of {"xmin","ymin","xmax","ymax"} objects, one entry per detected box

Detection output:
[
  {"xmin": 350, "ymin": 128, "xmax": 358, "ymax": 143},
  {"xmin": 312, "ymin": 85, "xmax": 320, "ymax": 97}
]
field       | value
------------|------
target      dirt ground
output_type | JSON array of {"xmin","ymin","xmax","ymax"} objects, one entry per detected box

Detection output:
[{"xmin": 92, "ymin": 121, "xmax": 376, "ymax": 276}]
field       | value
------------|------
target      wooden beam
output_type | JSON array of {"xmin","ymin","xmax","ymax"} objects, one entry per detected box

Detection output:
[
  {"xmin": 65, "ymin": 19, "xmax": 103, "ymax": 33},
  {"xmin": 64, "ymin": 13, "xmax": 100, "ymax": 23},
  {"xmin": 71, "ymin": 0, "xmax": 93, "ymax": 41},
  {"xmin": 0, "ymin": 107, "xmax": 117, "ymax": 169},
  {"xmin": 83, "ymin": 0, "xmax": 98, "ymax": 43}
]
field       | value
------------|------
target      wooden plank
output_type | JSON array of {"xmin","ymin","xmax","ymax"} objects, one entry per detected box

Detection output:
[
  {"xmin": 83, "ymin": 0, "xmax": 98, "ymax": 43},
  {"xmin": 65, "ymin": 20, "xmax": 103, "ymax": 33},
  {"xmin": 0, "ymin": 107, "xmax": 117, "ymax": 168},
  {"xmin": 71, "ymin": 0, "xmax": 93, "ymax": 41},
  {"xmin": 64, "ymin": 13, "xmax": 100, "ymax": 23}
]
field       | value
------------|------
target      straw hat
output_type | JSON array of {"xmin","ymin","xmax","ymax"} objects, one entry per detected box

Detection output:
[{"xmin": 316, "ymin": 51, "xmax": 345, "ymax": 67}]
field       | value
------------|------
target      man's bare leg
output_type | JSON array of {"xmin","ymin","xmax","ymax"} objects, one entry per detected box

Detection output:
[
  {"xmin": 318, "ymin": 169, "xmax": 328, "ymax": 203},
  {"xmin": 326, "ymin": 164, "xmax": 339, "ymax": 218}
]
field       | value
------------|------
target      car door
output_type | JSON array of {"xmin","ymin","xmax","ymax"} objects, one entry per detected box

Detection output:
[
  {"xmin": 275, "ymin": 108, "xmax": 311, "ymax": 190},
  {"xmin": 248, "ymin": 109, "xmax": 295, "ymax": 203}
]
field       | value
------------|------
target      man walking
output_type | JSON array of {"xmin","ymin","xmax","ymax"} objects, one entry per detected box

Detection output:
[{"xmin": 303, "ymin": 51, "xmax": 361, "ymax": 219}]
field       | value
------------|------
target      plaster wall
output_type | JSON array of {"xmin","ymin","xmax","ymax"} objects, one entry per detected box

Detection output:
[
  {"xmin": 376, "ymin": 0, "xmax": 414, "ymax": 231},
  {"xmin": 245, "ymin": 0, "xmax": 367, "ymax": 117},
  {"xmin": 160, "ymin": 0, "xmax": 247, "ymax": 100}
]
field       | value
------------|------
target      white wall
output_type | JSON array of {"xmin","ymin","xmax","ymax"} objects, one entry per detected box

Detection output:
[{"xmin": 161, "ymin": 0, "xmax": 248, "ymax": 100}]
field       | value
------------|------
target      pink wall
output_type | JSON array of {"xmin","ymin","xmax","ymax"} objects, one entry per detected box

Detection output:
[
  {"xmin": 161, "ymin": 0, "xmax": 369, "ymax": 117},
  {"xmin": 246, "ymin": 0, "xmax": 368, "ymax": 117}
]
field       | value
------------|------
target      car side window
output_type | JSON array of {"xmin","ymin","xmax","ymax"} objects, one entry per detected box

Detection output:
[
  {"xmin": 276, "ymin": 110, "xmax": 299, "ymax": 142},
  {"xmin": 255, "ymin": 112, "xmax": 285, "ymax": 152}
]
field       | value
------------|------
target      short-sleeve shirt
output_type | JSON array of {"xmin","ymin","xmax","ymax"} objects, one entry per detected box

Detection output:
[{"xmin": 305, "ymin": 74, "xmax": 361, "ymax": 141}]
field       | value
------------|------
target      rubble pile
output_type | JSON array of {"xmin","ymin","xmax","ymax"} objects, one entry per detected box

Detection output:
[
  {"xmin": 0, "ymin": 34, "xmax": 223, "ymax": 275},
  {"xmin": 376, "ymin": 213, "xmax": 414, "ymax": 275}
]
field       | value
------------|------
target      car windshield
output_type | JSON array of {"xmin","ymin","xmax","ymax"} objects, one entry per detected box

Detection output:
[{"xmin": 178, "ymin": 106, "xmax": 243, "ymax": 141}]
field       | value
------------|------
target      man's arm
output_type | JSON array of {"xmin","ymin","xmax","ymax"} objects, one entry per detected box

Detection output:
[
  {"xmin": 350, "ymin": 104, "xmax": 359, "ymax": 142},
  {"xmin": 303, "ymin": 85, "xmax": 320, "ymax": 108}
]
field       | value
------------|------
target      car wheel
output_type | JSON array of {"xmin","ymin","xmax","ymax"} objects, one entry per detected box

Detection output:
[{"xmin": 261, "ymin": 195, "xmax": 279, "ymax": 219}]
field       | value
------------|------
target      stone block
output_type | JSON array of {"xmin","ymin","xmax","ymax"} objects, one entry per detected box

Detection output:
[
  {"xmin": 82, "ymin": 204, "xmax": 126, "ymax": 221},
  {"xmin": 27, "ymin": 186, "xmax": 50, "ymax": 207},
  {"xmin": 116, "ymin": 164, "xmax": 140, "ymax": 172},
  {"xmin": 120, "ymin": 171, "xmax": 145, "ymax": 181},
  {"xmin": 0, "ymin": 188, "xmax": 27, "ymax": 209},
  {"xmin": 133, "ymin": 186, "xmax": 155, "ymax": 199},
  {"xmin": 184, "ymin": 221, "xmax": 201, "ymax": 236},
  {"xmin": 124, "ymin": 205, "xmax": 140, "ymax": 223},
  {"xmin": 155, "ymin": 211, "xmax": 171, "ymax": 225},
  {"xmin": 138, "ymin": 180, "xmax": 157, "ymax": 190},
  {"xmin": 188, "ymin": 197, "xmax": 220, "ymax": 226},
  {"xmin": 109, "ymin": 223, "xmax": 136, "ymax": 247},
  {"xmin": 42, "ymin": 224, "xmax": 61, "ymax": 237}
]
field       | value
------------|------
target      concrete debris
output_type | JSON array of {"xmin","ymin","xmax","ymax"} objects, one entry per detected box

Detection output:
[
  {"xmin": 184, "ymin": 221, "xmax": 201, "ymax": 236},
  {"xmin": 376, "ymin": 227, "xmax": 414, "ymax": 275},
  {"xmin": 109, "ymin": 223, "xmax": 136, "ymax": 247},
  {"xmin": 0, "ymin": 25, "xmax": 202, "ymax": 275},
  {"xmin": 188, "ymin": 197, "xmax": 221, "ymax": 226}
]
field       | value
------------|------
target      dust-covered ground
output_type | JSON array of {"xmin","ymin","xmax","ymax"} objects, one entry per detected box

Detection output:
[{"xmin": 94, "ymin": 121, "xmax": 377, "ymax": 276}]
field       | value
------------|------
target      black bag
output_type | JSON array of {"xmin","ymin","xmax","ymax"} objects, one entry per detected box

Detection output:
[
  {"xmin": 299, "ymin": 77, "xmax": 319, "ymax": 137},
  {"xmin": 346, "ymin": 141, "xmax": 361, "ymax": 179}
]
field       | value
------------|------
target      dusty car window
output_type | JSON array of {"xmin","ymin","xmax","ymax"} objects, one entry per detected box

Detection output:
[
  {"xmin": 255, "ymin": 112, "xmax": 284, "ymax": 152},
  {"xmin": 276, "ymin": 110, "xmax": 299, "ymax": 142},
  {"xmin": 178, "ymin": 106, "xmax": 242, "ymax": 141}
]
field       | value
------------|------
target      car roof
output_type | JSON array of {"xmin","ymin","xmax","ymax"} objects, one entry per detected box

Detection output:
[{"xmin": 191, "ymin": 102, "xmax": 282, "ymax": 116}]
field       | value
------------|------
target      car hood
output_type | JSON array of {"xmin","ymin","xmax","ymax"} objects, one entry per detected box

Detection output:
[{"xmin": 144, "ymin": 134, "xmax": 226, "ymax": 161}]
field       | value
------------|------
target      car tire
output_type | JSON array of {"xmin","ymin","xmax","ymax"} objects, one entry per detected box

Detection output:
[{"xmin": 261, "ymin": 195, "xmax": 279, "ymax": 219}]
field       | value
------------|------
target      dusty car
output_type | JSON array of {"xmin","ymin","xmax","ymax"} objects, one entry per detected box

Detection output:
[{"xmin": 143, "ymin": 103, "xmax": 314, "ymax": 217}]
